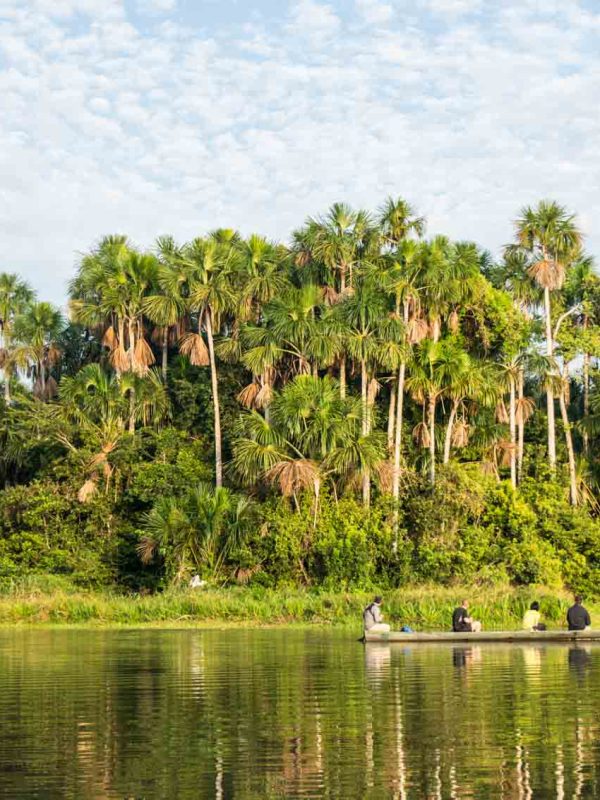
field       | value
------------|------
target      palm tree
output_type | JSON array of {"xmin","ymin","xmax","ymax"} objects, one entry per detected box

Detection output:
[
  {"xmin": 564, "ymin": 252, "xmax": 599, "ymax": 455},
  {"xmin": 181, "ymin": 234, "xmax": 238, "ymax": 488},
  {"xmin": 513, "ymin": 201, "xmax": 582, "ymax": 470},
  {"xmin": 142, "ymin": 236, "xmax": 187, "ymax": 382},
  {"xmin": 293, "ymin": 203, "xmax": 378, "ymax": 396},
  {"xmin": 0, "ymin": 273, "xmax": 34, "ymax": 404},
  {"xmin": 12, "ymin": 301, "xmax": 63, "ymax": 399},
  {"xmin": 139, "ymin": 483, "xmax": 255, "ymax": 583}
]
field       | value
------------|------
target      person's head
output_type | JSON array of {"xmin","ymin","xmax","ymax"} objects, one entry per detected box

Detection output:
[
  {"xmin": 461, "ymin": 599, "xmax": 469, "ymax": 609},
  {"xmin": 374, "ymin": 595, "xmax": 383, "ymax": 605},
  {"xmin": 575, "ymin": 595, "xmax": 583, "ymax": 605},
  {"xmin": 530, "ymin": 601, "xmax": 540, "ymax": 611}
]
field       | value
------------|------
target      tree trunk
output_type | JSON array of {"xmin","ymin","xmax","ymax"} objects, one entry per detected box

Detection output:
[
  {"xmin": 559, "ymin": 366, "xmax": 577, "ymax": 506},
  {"xmin": 387, "ymin": 380, "xmax": 396, "ymax": 453},
  {"xmin": 443, "ymin": 400, "xmax": 458, "ymax": 465},
  {"xmin": 128, "ymin": 390, "xmax": 135, "ymax": 434},
  {"xmin": 509, "ymin": 375, "xmax": 516, "ymax": 489},
  {"xmin": 205, "ymin": 311, "xmax": 223, "ymax": 488},
  {"xmin": 339, "ymin": 266, "xmax": 346, "ymax": 400},
  {"xmin": 361, "ymin": 358, "xmax": 370, "ymax": 507},
  {"xmin": 544, "ymin": 286, "xmax": 556, "ymax": 469},
  {"xmin": 517, "ymin": 367, "xmax": 525, "ymax": 485},
  {"xmin": 583, "ymin": 347, "xmax": 590, "ymax": 456},
  {"xmin": 162, "ymin": 328, "xmax": 169, "ymax": 382},
  {"xmin": 428, "ymin": 394, "xmax": 436, "ymax": 486}
]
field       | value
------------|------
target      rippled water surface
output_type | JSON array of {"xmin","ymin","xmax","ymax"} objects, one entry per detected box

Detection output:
[{"xmin": 0, "ymin": 629, "xmax": 599, "ymax": 798}]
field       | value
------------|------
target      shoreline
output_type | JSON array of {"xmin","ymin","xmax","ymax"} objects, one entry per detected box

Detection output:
[{"xmin": 0, "ymin": 584, "xmax": 595, "ymax": 629}]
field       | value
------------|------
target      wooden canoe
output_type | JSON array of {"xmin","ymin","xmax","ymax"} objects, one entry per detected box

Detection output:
[{"xmin": 364, "ymin": 629, "xmax": 600, "ymax": 643}]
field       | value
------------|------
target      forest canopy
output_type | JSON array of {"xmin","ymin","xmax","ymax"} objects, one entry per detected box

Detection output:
[{"xmin": 1, "ymin": 198, "xmax": 600, "ymax": 593}]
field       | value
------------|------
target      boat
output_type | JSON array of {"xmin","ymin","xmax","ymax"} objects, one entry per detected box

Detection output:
[{"xmin": 364, "ymin": 629, "xmax": 600, "ymax": 643}]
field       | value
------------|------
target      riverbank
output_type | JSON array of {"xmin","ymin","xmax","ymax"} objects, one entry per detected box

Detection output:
[{"xmin": 0, "ymin": 581, "xmax": 594, "ymax": 628}]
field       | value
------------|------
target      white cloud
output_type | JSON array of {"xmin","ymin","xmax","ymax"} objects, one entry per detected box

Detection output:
[
  {"xmin": 355, "ymin": 0, "xmax": 393, "ymax": 24},
  {"xmin": 136, "ymin": 0, "xmax": 176, "ymax": 14},
  {"xmin": 1, "ymin": 0, "xmax": 599, "ymax": 306}
]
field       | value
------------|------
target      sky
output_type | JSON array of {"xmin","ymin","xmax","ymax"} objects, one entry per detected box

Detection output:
[{"xmin": 1, "ymin": 0, "xmax": 600, "ymax": 305}]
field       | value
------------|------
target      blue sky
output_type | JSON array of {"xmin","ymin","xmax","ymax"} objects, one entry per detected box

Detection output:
[{"xmin": 1, "ymin": 0, "xmax": 599, "ymax": 304}]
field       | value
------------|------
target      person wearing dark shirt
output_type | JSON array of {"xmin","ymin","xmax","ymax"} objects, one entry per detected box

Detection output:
[
  {"xmin": 567, "ymin": 596, "xmax": 591, "ymax": 631},
  {"xmin": 452, "ymin": 599, "xmax": 482, "ymax": 633}
]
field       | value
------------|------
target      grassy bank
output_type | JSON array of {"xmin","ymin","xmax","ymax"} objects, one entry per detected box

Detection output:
[{"xmin": 0, "ymin": 579, "xmax": 594, "ymax": 629}]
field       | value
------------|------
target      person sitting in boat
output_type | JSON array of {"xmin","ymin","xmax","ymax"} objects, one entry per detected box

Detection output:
[
  {"xmin": 522, "ymin": 601, "xmax": 546, "ymax": 631},
  {"xmin": 452, "ymin": 600, "xmax": 482, "ymax": 633},
  {"xmin": 363, "ymin": 596, "xmax": 390, "ymax": 634},
  {"xmin": 567, "ymin": 596, "xmax": 591, "ymax": 631}
]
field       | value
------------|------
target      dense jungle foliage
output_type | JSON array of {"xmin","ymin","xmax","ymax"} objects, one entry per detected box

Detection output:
[{"xmin": 1, "ymin": 198, "xmax": 600, "ymax": 594}]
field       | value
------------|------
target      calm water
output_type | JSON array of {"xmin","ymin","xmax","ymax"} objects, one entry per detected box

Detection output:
[{"xmin": 0, "ymin": 630, "xmax": 599, "ymax": 799}]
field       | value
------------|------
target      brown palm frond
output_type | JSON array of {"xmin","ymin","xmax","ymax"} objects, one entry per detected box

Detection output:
[
  {"xmin": 102, "ymin": 326, "xmax": 117, "ymax": 349},
  {"xmin": 374, "ymin": 459, "xmax": 394, "ymax": 494},
  {"xmin": 47, "ymin": 345, "xmax": 61, "ymax": 366},
  {"xmin": 367, "ymin": 378, "xmax": 381, "ymax": 404},
  {"xmin": 451, "ymin": 420, "xmax": 470, "ymax": 448},
  {"xmin": 447, "ymin": 309, "xmax": 460, "ymax": 333},
  {"xmin": 412, "ymin": 421, "xmax": 430, "ymax": 448},
  {"xmin": 237, "ymin": 382, "xmax": 260, "ymax": 409},
  {"xmin": 266, "ymin": 459, "xmax": 320, "ymax": 497},
  {"xmin": 110, "ymin": 344, "xmax": 129, "ymax": 372},
  {"xmin": 429, "ymin": 317, "xmax": 441, "ymax": 341},
  {"xmin": 495, "ymin": 400, "xmax": 509, "ymax": 424},
  {"xmin": 137, "ymin": 536, "xmax": 157, "ymax": 565},
  {"xmin": 322, "ymin": 286, "xmax": 339, "ymax": 305},
  {"xmin": 495, "ymin": 439, "xmax": 516, "ymax": 467},
  {"xmin": 0, "ymin": 347, "xmax": 8, "ymax": 368},
  {"xmin": 235, "ymin": 564, "xmax": 262, "ymax": 585},
  {"xmin": 32, "ymin": 377, "xmax": 44, "ymax": 398},
  {"xmin": 134, "ymin": 338, "xmax": 155, "ymax": 370},
  {"xmin": 44, "ymin": 376, "xmax": 58, "ymax": 399},
  {"xmin": 480, "ymin": 460, "xmax": 499, "ymax": 479},
  {"xmin": 407, "ymin": 316, "xmax": 429, "ymax": 344},
  {"xmin": 179, "ymin": 332, "xmax": 209, "ymax": 366},
  {"xmin": 255, "ymin": 383, "xmax": 273, "ymax": 409},
  {"xmin": 78, "ymin": 478, "xmax": 98, "ymax": 503},
  {"xmin": 528, "ymin": 259, "xmax": 564, "ymax": 290},
  {"xmin": 516, "ymin": 396, "xmax": 535, "ymax": 425}
]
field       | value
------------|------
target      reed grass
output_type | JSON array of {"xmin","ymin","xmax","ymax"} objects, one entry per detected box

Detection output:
[{"xmin": 0, "ymin": 578, "xmax": 594, "ymax": 629}]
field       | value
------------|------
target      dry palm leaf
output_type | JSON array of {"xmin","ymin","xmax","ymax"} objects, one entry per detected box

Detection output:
[
  {"xmin": 528, "ymin": 259, "xmax": 564, "ymax": 290},
  {"xmin": 374, "ymin": 459, "xmax": 394, "ymax": 494},
  {"xmin": 266, "ymin": 459, "xmax": 320, "ymax": 496},
  {"xmin": 429, "ymin": 318, "xmax": 441, "ymax": 341},
  {"xmin": 0, "ymin": 347, "xmax": 7, "ymax": 368},
  {"xmin": 44, "ymin": 376, "xmax": 58, "ymax": 400},
  {"xmin": 407, "ymin": 317, "xmax": 429, "ymax": 344},
  {"xmin": 47, "ymin": 345, "xmax": 61, "ymax": 366},
  {"xmin": 412, "ymin": 421, "xmax": 431, "ymax": 448},
  {"xmin": 322, "ymin": 286, "xmax": 339, "ymax": 306},
  {"xmin": 516, "ymin": 396, "xmax": 535, "ymax": 425},
  {"xmin": 495, "ymin": 400, "xmax": 509, "ymax": 424},
  {"xmin": 495, "ymin": 439, "xmax": 516, "ymax": 467},
  {"xmin": 110, "ymin": 344, "xmax": 129, "ymax": 373},
  {"xmin": 137, "ymin": 536, "xmax": 157, "ymax": 565},
  {"xmin": 78, "ymin": 478, "xmax": 97, "ymax": 503},
  {"xmin": 367, "ymin": 378, "xmax": 381, "ymax": 405},
  {"xmin": 102, "ymin": 326, "xmax": 117, "ymax": 349},
  {"xmin": 255, "ymin": 382, "xmax": 273, "ymax": 409},
  {"xmin": 237, "ymin": 382, "xmax": 260, "ymax": 409},
  {"xmin": 235, "ymin": 564, "xmax": 262, "ymax": 585},
  {"xmin": 451, "ymin": 419, "xmax": 470, "ymax": 448},
  {"xmin": 480, "ymin": 460, "xmax": 498, "ymax": 479},
  {"xmin": 447, "ymin": 309, "xmax": 460, "ymax": 333},
  {"xmin": 179, "ymin": 332, "xmax": 209, "ymax": 366},
  {"xmin": 134, "ymin": 338, "xmax": 155, "ymax": 372}
]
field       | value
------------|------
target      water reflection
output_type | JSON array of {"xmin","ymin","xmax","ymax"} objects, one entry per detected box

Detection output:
[{"xmin": 0, "ymin": 631, "xmax": 599, "ymax": 799}]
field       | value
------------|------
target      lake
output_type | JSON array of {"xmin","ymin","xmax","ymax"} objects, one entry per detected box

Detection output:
[{"xmin": 0, "ymin": 629, "xmax": 598, "ymax": 798}]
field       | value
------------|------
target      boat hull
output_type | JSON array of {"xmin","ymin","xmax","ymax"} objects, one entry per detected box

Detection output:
[{"xmin": 364, "ymin": 629, "xmax": 600, "ymax": 643}]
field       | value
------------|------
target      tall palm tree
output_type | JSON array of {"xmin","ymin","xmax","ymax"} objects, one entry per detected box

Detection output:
[
  {"xmin": 12, "ymin": 301, "xmax": 64, "ymax": 400},
  {"xmin": 181, "ymin": 234, "xmax": 238, "ymax": 488},
  {"xmin": 293, "ymin": 203, "xmax": 378, "ymax": 396},
  {"xmin": 0, "ymin": 273, "xmax": 34, "ymax": 404},
  {"xmin": 513, "ymin": 200, "xmax": 582, "ymax": 470}
]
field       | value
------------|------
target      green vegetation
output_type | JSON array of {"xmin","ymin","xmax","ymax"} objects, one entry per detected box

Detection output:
[
  {"xmin": 1, "ymin": 197, "xmax": 600, "ymax": 606},
  {"xmin": 0, "ymin": 581, "xmax": 594, "ymax": 629}
]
